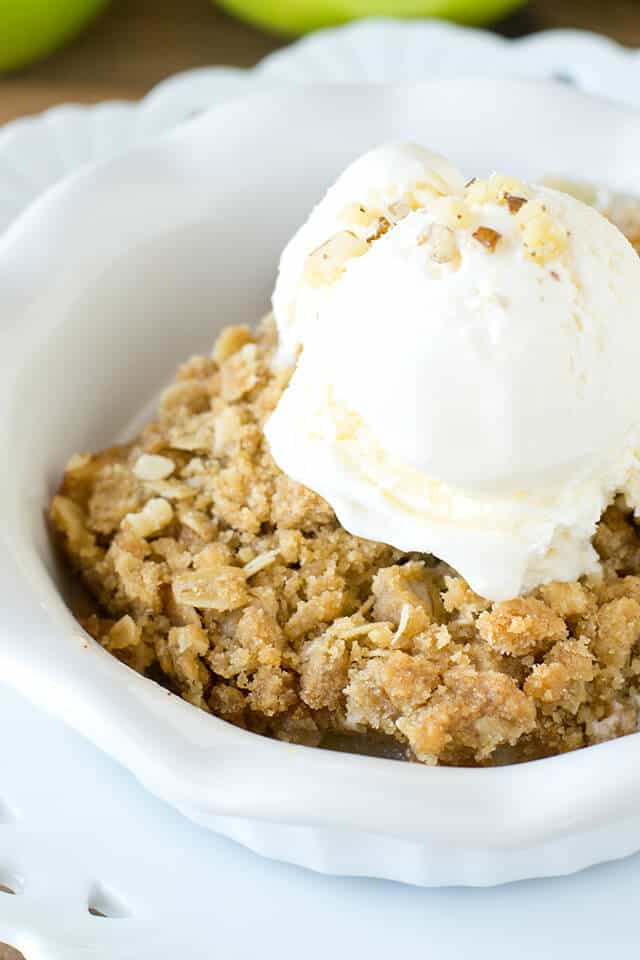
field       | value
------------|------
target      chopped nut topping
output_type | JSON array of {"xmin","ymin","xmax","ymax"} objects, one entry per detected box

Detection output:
[
  {"xmin": 435, "ymin": 197, "xmax": 472, "ymax": 230},
  {"xmin": 340, "ymin": 203, "xmax": 377, "ymax": 228},
  {"xmin": 466, "ymin": 174, "xmax": 530, "ymax": 208},
  {"xmin": 387, "ymin": 200, "xmax": 411, "ymax": 222},
  {"xmin": 367, "ymin": 216, "xmax": 391, "ymax": 241},
  {"xmin": 472, "ymin": 226, "xmax": 502, "ymax": 251},
  {"xmin": 505, "ymin": 193, "xmax": 527, "ymax": 214},
  {"xmin": 418, "ymin": 223, "xmax": 458, "ymax": 264},
  {"xmin": 411, "ymin": 183, "xmax": 440, "ymax": 207},
  {"xmin": 304, "ymin": 231, "xmax": 369, "ymax": 286},
  {"xmin": 516, "ymin": 200, "xmax": 568, "ymax": 264}
]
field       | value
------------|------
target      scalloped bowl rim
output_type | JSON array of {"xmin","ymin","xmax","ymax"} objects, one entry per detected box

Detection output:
[{"xmin": 2, "ymin": 77, "xmax": 640, "ymax": 885}]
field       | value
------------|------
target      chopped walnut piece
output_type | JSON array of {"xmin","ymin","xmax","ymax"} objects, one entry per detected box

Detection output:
[
  {"xmin": 340, "ymin": 203, "xmax": 378, "ymax": 228},
  {"xmin": 472, "ymin": 226, "xmax": 501, "ymax": 251},
  {"xmin": 418, "ymin": 223, "xmax": 458, "ymax": 264},
  {"xmin": 387, "ymin": 200, "xmax": 411, "ymax": 222},
  {"xmin": 466, "ymin": 174, "xmax": 530, "ymax": 208},
  {"xmin": 433, "ymin": 197, "xmax": 472, "ymax": 229},
  {"xmin": 367, "ymin": 216, "xmax": 392, "ymax": 241},
  {"xmin": 505, "ymin": 193, "xmax": 527, "ymax": 214},
  {"xmin": 304, "ymin": 231, "xmax": 368, "ymax": 287},
  {"xmin": 516, "ymin": 200, "xmax": 568, "ymax": 264}
]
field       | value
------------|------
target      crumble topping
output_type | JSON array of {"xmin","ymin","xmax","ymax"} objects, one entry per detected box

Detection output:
[{"xmin": 50, "ymin": 300, "xmax": 640, "ymax": 766}]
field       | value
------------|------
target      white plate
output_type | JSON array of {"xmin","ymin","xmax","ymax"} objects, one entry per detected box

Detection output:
[
  {"xmin": 1, "ymin": 77, "xmax": 640, "ymax": 887},
  {"xmin": 2, "ymin": 20, "xmax": 640, "ymax": 233},
  {"xmin": 3, "ymin": 676, "xmax": 639, "ymax": 960}
]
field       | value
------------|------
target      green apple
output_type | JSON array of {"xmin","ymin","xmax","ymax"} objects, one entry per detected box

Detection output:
[
  {"xmin": 0, "ymin": 0, "xmax": 108, "ymax": 72},
  {"xmin": 214, "ymin": 0, "xmax": 525, "ymax": 35}
]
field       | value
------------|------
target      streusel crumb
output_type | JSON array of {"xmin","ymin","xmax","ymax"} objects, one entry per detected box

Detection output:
[{"xmin": 50, "ymin": 314, "xmax": 640, "ymax": 766}]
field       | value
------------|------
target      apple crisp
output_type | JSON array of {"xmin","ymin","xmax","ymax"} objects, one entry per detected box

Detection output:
[{"xmin": 49, "ymin": 198, "xmax": 640, "ymax": 767}]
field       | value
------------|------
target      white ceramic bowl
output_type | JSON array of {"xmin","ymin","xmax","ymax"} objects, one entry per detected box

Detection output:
[{"xmin": 2, "ymin": 77, "xmax": 640, "ymax": 887}]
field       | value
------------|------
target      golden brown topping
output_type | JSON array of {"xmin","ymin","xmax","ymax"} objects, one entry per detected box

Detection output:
[
  {"xmin": 524, "ymin": 637, "xmax": 594, "ymax": 714},
  {"xmin": 472, "ymin": 226, "xmax": 502, "ymax": 252},
  {"xmin": 477, "ymin": 597, "xmax": 566, "ymax": 657},
  {"xmin": 594, "ymin": 598, "xmax": 640, "ymax": 668},
  {"xmin": 380, "ymin": 651, "xmax": 439, "ymax": 710},
  {"xmin": 299, "ymin": 633, "xmax": 349, "ymax": 711},
  {"xmin": 538, "ymin": 581, "xmax": 594, "ymax": 620},
  {"xmin": 212, "ymin": 324, "xmax": 253, "ymax": 365},
  {"xmin": 398, "ymin": 667, "xmax": 536, "ymax": 764},
  {"xmin": 172, "ymin": 566, "xmax": 249, "ymax": 612},
  {"xmin": 505, "ymin": 193, "xmax": 527, "ymax": 214},
  {"xmin": 50, "ymin": 305, "xmax": 640, "ymax": 767}
]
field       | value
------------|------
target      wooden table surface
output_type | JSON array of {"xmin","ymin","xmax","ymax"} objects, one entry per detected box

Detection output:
[{"xmin": 2, "ymin": 0, "xmax": 640, "ymax": 125}]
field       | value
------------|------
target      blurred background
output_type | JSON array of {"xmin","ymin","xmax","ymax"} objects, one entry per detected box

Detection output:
[{"xmin": 0, "ymin": 0, "xmax": 638, "ymax": 125}]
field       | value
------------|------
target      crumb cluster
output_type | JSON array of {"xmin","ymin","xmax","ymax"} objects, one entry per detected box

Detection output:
[{"xmin": 50, "ymin": 306, "xmax": 640, "ymax": 766}]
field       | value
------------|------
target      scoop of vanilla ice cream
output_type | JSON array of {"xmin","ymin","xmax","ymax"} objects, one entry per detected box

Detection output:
[
  {"xmin": 266, "ymin": 148, "xmax": 640, "ymax": 601},
  {"xmin": 272, "ymin": 142, "xmax": 466, "ymax": 361}
]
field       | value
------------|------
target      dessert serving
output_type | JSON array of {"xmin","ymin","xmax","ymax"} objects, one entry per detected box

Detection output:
[{"xmin": 49, "ymin": 143, "xmax": 640, "ymax": 768}]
